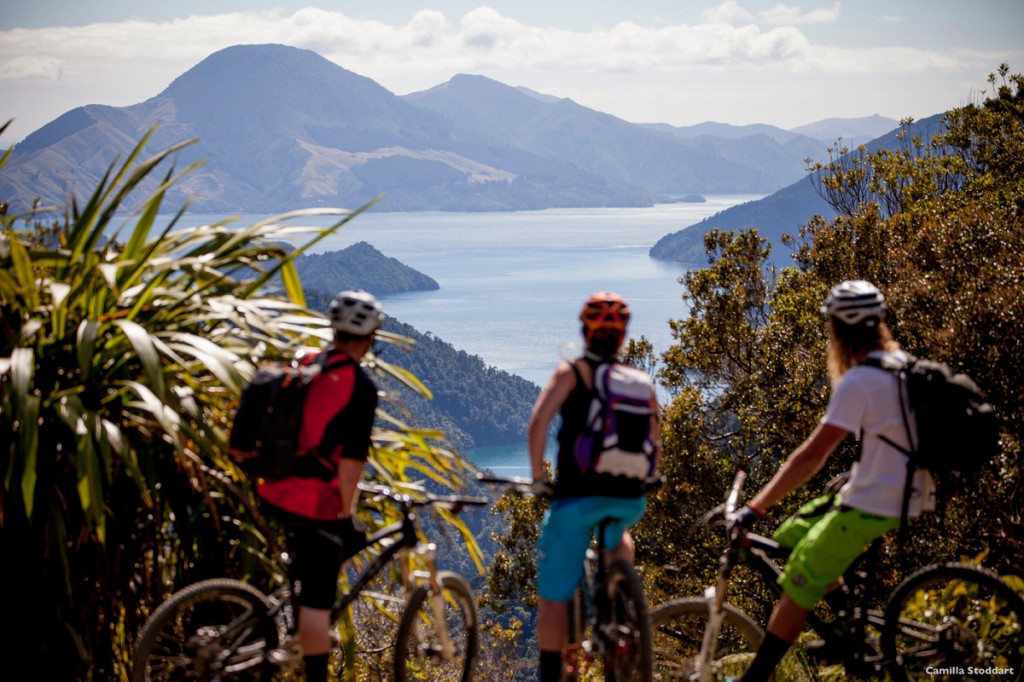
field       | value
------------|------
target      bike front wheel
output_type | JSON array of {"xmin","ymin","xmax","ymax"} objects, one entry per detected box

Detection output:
[
  {"xmin": 881, "ymin": 562, "xmax": 1024, "ymax": 682},
  {"xmin": 393, "ymin": 571, "xmax": 479, "ymax": 682},
  {"xmin": 603, "ymin": 559, "xmax": 653, "ymax": 682},
  {"xmin": 649, "ymin": 596, "xmax": 765, "ymax": 681},
  {"xmin": 131, "ymin": 578, "xmax": 280, "ymax": 682}
]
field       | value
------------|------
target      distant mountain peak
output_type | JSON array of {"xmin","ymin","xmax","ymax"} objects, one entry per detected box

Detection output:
[
  {"xmin": 415, "ymin": 74, "xmax": 562, "ymax": 105},
  {"xmin": 789, "ymin": 114, "xmax": 900, "ymax": 145},
  {"xmin": 159, "ymin": 43, "xmax": 390, "ymax": 122},
  {"xmin": 2, "ymin": 43, "xmax": 940, "ymax": 217}
]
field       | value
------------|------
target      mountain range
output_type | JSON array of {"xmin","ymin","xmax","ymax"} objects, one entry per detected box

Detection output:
[
  {"xmin": 1, "ymin": 43, "xmax": 901, "ymax": 217},
  {"xmin": 650, "ymin": 113, "xmax": 948, "ymax": 267}
]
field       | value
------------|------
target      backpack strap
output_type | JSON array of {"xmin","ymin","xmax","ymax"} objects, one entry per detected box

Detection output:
[
  {"xmin": 305, "ymin": 354, "xmax": 358, "ymax": 471},
  {"xmin": 859, "ymin": 356, "xmax": 917, "ymax": 457},
  {"xmin": 318, "ymin": 351, "xmax": 357, "ymax": 375},
  {"xmin": 572, "ymin": 355, "xmax": 610, "ymax": 393},
  {"xmin": 568, "ymin": 359, "xmax": 587, "ymax": 390},
  {"xmin": 572, "ymin": 357, "xmax": 614, "ymax": 433},
  {"xmin": 859, "ymin": 355, "xmax": 918, "ymax": 541}
]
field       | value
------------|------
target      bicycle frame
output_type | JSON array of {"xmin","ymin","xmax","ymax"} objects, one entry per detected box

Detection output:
[
  {"xmin": 248, "ymin": 487, "xmax": 482, "ymax": 667},
  {"xmin": 690, "ymin": 472, "xmax": 889, "ymax": 681},
  {"xmin": 329, "ymin": 510, "xmax": 419, "ymax": 620},
  {"xmin": 692, "ymin": 471, "xmax": 748, "ymax": 679},
  {"xmin": 570, "ymin": 517, "xmax": 619, "ymax": 661},
  {"xmin": 130, "ymin": 485, "xmax": 486, "ymax": 682},
  {"xmin": 477, "ymin": 472, "xmax": 659, "ymax": 679},
  {"xmin": 335, "ymin": 489, "xmax": 485, "ymax": 662}
]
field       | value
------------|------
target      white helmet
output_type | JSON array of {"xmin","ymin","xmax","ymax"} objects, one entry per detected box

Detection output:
[
  {"xmin": 328, "ymin": 290, "xmax": 385, "ymax": 336},
  {"xmin": 821, "ymin": 280, "xmax": 885, "ymax": 326}
]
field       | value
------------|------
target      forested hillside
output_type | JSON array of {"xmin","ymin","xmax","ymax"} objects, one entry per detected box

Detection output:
[
  {"xmin": 635, "ymin": 65, "xmax": 1024, "ymax": 613},
  {"xmin": 303, "ymin": 290, "xmax": 539, "ymax": 451},
  {"xmin": 649, "ymin": 113, "xmax": 948, "ymax": 267},
  {"xmin": 295, "ymin": 241, "xmax": 439, "ymax": 296},
  {"xmin": 277, "ymin": 243, "xmax": 536, "ymax": 452},
  {"xmin": 378, "ymin": 318, "xmax": 540, "ymax": 450},
  {"xmin": 484, "ymin": 64, "xmax": 1024, "ymax": 679}
]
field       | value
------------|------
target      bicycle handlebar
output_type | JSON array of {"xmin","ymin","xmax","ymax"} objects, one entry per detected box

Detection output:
[
  {"xmin": 476, "ymin": 471, "xmax": 666, "ymax": 497},
  {"xmin": 724, "ymin": 470, "xmax": 746, "ymax": 515},
  {"xmin": 475, "ymin": 473, "xmax": 533, "ymax": 487},
  {"xmin": 358, "ymin": 482, "xmax": 488, "ymax": 514},
  {"xmin": 689, "ymin": 470, "xmax": 747, "ymax": 536}
]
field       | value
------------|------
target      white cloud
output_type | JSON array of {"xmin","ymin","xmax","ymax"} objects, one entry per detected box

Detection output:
[
  {"xmin": 759, "ymin": 2, "xmax": 842, "ymax": 26},
  {"xmin": 703, "ymin": 1, "xmax": 755, "ymax": 24},
  {"xmin": 0, "ymin": 6, "xmax": 981, "ymax": 83},
  {"xmin": 0, "ymin": 5, "xmax": 1009, "ymax": 142},
  {"xmin": 0, "ymin": 55, "xmax": 64, "ymax": 80}
]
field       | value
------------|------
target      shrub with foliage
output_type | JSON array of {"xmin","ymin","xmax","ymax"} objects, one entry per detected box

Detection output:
[
  {"xmin": 0, "ymin": 125, "xmax": 478, "ymax": 680},
  {"xmin": 637, "ymin": 65, "xmax": 1024, "ymax": 629}
]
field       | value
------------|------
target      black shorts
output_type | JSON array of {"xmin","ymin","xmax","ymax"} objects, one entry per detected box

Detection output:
[{"xmin": 265, "ymin": 505, "xmax": 346, "ymax": 610}]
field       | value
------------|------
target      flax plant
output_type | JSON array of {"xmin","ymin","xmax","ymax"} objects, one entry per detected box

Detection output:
[{"xmin": 0, "ymin": 123, "xmax": 479, "ymax": 680}]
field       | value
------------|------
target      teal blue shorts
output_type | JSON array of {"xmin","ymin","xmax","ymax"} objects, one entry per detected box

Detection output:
[
  {"xmin": 775, "ymin": 495, "xmax": 899, "ymax": 609},
  {"xmin": 537, "ymin": 496, "xmax": 647, "ymax": 602}
]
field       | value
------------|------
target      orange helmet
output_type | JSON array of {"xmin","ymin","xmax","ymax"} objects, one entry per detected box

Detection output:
[{"xmin": 579, "ymin": 292, "xmax": 630, "ymax": 337}]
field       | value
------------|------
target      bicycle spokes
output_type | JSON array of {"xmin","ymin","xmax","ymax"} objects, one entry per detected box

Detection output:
[
  {"xmin": 394, "ymin": 572, "xmax": 478, "ymax": 682},
  {"xmin": 882, "ymin": 565, "xmax": 1024, "ymax": 681}
]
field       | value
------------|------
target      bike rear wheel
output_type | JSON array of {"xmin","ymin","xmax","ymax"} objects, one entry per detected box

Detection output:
[
  {"xmin": 562, "ymin": 585, "xmax": 589, "ymax": 681},
  {"xmin": 393, "ymin": 571, "xmax": 479, "ymax": 682},
  {"xmin": 131, "ymin": 578, "xmax": 280, "ymax": 682},
  {"xmin": 649, "ymin": 596, "xmax": 765, "ymax": 681},
  {"xmin": 881, "ymin": 563, "xmax": 1024, "ymax": 682},
  {"xmin": 603, "ymin": 559, "xmax": 653, "ymax": 682}
]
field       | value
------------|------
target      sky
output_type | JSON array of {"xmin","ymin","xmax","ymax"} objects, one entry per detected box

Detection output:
[{"xmin": 2, "ymin": 1, "xmax": 1022, "ymax": 144}]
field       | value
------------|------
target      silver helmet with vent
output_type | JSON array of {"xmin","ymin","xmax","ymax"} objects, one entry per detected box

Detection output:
[
  {"xmin": 328, "ymin": 290, "xmax": 385, "ymax": 336},
  {"xmin": 821, "ymin": 280, "xmax": 885, "ymax": 326}
]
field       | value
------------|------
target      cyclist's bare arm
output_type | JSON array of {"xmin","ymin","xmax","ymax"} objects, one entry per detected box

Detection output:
[
  {"xmin": 750, "ymin": 423, "xmax": 847, "ymax": 512},
  {"xmin": 338, "ymin": 458, "xmax": 365, "ymax": 518},
  {"xmin": 528, "ymin": 361, "xmax": 576, "ymax": 480}
]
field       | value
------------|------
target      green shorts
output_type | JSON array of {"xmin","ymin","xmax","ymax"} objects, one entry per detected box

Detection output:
[{"xmin": 774, "ymin": 494, "xmax": 900, "ymax": 610}]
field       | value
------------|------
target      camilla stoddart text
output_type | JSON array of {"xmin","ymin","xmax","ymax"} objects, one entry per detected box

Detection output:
[{"xmin": 926, "ymin": 667, "xmax": 1016, "ymax": 676}]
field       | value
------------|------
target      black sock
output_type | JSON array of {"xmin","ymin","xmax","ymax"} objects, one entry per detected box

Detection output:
[
  {"xmin": 539, "ymin": 649, "xmax": 562, "ymax": 682},
  {"xmin": 304, "ymin": 653, "xmax": 329, "ymax": 682},
  {"xmin": 739, "ymin": 632, "xmax": 792, "ymax": 682}
]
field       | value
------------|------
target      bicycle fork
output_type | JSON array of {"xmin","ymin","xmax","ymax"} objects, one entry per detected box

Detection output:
[
  {"xmin": 693, "ymin": 552, "xmax": 735, "ymax": 682},
  {"xmin": 404, "ymin": 542, "xmax": 457, "ymax": 660}
]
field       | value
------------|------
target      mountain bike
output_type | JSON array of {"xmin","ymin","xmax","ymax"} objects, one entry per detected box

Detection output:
[
  {"xmin": 479, "ymin": 473, "xmax": 662, "ymax": 681},
  {"xmin": 649, "ymin": 471, "xmax": 1024, "ymax": 681},
  {"xmin": 131, "ymin": 482, "xmax": 488, "ymax": 681}
]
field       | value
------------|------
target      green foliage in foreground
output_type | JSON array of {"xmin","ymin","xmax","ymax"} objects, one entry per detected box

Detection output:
[{"xmin": 0, "ymin": 125, "xmax": 478, "ymax": 680}]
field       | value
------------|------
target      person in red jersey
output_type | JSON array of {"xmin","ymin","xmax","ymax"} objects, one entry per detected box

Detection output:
[{"xmin": 258, "ymin": 290, "xmax": 384, "ymax": 682}]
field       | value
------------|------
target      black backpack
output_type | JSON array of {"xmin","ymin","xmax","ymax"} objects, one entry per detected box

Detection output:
[
  {"xmin": 228, "ymin": 352, "xmax": 354, "ymax": 480},
  {"xmin": 861, "ymin": 355, "xmax": 1000, "ymax": 476}
]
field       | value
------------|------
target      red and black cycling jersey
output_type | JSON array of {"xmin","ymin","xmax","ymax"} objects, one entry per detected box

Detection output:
[{"xmin": 258, "ymin": 349, "xmax": 378, "ymax": 520}]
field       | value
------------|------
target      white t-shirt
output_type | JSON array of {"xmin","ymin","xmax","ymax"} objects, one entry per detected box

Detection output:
[{"xmin": 821, "ymin": 349, "xmax": 936, "ymax": 518}]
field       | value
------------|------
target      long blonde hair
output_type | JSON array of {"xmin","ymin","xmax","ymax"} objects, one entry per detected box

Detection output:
[{"xmin": 826, "ymin": 318, "xmax": 899, "ymax": 384}]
